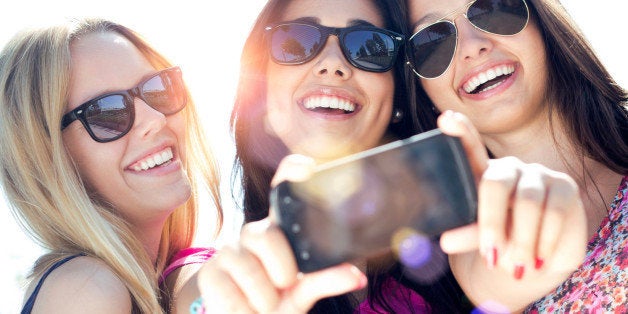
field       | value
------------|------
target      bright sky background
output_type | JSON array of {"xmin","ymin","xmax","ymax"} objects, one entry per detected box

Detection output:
[{"xmin": 0, "ymin": 1, "xmax": 626, "ymax": 313}]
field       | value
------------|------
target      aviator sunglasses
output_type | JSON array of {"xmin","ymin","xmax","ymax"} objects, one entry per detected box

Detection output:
[
  {"xmin": 265, "ymin": 21, "xmax": 405, "ymax": 73},
  {"xmin": 61, "ymin": 66, "xmax": 187, "ymax": 143},
  {"xmin": 407, "ymin": 0, "xmax": 529, "ymax": 79}
]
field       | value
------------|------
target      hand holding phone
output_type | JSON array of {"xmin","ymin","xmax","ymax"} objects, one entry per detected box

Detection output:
[{"xmin": 270, "ymin": 129, "xmax": 478, "ymax": 273}]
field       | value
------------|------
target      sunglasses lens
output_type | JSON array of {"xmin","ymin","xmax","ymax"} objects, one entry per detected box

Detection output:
[
  {"xmin": 409, "ymin": 22, "xmax": 457, "ymax": 78},
  {"xmin": 84, "ymin": 95, "xmax": 132, "ymax": 141},
  {"xmin": 141, "ymin": 69, "xmax": 187, "ymax": 114},
  {"xmin": 270, "ymin": 24, "xmax": 322, "ymax": 64},
  {"xmin": 468, "ymin": 0, "xmax": 529, "ymax": 35},
  {"xmin": 344, "ymin": 30, "xmax": 397, "ymax": 71}
]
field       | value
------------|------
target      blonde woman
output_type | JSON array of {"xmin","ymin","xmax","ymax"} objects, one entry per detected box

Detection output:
[{"xmin": 0, "ymin": 18, "xmax": 222, "ymax": 313}]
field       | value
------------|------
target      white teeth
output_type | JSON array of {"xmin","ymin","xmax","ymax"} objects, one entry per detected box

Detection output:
[
  {"xmin": 303, "ymin": 96, "xmax": 356, "ymax": 112},
  {"xmin": 486, "ymin": 69, "xmax": 496, "ymax": 80},
  {"xmin": 154, "ymin": 153, "xmax": 163, "ymax": 165},
  {"xmin": 131, "ymin": 147, "xmax": 174, "ymax": 171},
  {"xmin": 463, "ymin": 65, "xmax": 515, "ymax": 94}
]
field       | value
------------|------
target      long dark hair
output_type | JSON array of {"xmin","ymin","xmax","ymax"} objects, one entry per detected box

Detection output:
[
  {"xmin": 409, "ymin": 0, "xmax": 628, "ymax": 173},
  {"xmin": 230, "ymin": 0, "xmax": 471, "ymax": 312}
]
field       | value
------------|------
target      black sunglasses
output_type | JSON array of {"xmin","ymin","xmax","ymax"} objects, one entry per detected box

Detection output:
[
  {"xmin": 61, "ymin": 66, "xmax": 187, "ymax": 143},
  {"xmin": 407, "ymin": 0, "xmax": 529, "ymax": 79},
  {"xmin": 265, "ymin": 21, "xmax": 405, "ymax": 73}
]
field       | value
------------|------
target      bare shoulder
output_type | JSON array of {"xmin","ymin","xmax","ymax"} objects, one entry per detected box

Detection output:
[{"xmin": 29, "ymin": 255, "xmax": 133, "ymax": 313}]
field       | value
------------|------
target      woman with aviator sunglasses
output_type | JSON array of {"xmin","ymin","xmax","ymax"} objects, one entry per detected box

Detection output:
[
  {"xmin": 0, "ymin": 18, "xmax": 222, "ymax": 313},
  {"xmin": 406, "ymin": 0, "xmax": 627, "ymax": 312},
  {"xmin": 166, "ymin": 0, "xmax": 478, "ymax": 313}
]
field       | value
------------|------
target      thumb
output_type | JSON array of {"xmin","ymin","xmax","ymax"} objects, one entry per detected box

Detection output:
[
  {"xmin": 277, "ymin": 263, "xmax": 367, "ymax": 313},
  {"xmin": 437, "ymin": 111, "xmax": 488, "ymax": 183},
  {"xmin": 272, "ymin": 154, "xmax": 317, "ymax": 187},
  {"xmin": 269, "ymin": 154, "xmax": 317, "ymax": 222},
  {"xmin": 440, "ymin": 223, "xmax": 480, "ymax": 254}
]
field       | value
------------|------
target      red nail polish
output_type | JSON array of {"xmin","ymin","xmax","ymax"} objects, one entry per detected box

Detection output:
[
  {"xmin": 486, "ymin": 247, "xmax": 498, "ymax": 269},
  {"xmin": 535, "ymin": 258, "xmax": 544, "ymax": 270},
  {"xmin": 514, "ymin": 264, "xmax": 525, "ymax": 280}
]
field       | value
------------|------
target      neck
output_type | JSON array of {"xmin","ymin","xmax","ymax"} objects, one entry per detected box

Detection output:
[{"xmin": 134, "ymin": 217, "xmax": 168, "ymax": 264}]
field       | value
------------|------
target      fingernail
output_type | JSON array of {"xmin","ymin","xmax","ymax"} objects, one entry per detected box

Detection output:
[
  {"xmin": 535, "ymin": 258, "xmax": 544, "ymax": 270},
  {"xmin": 514, "ymin": 264, "xmax": 525, "ymax": 280},
  {"xmin": 485, "ymin": 247, "xmax": 498, "ymax": 269}
]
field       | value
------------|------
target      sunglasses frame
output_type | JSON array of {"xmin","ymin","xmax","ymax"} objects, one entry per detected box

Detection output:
[
  {"xmin": 61, "ymin": 66, "xmax": 186, "ymax": 143},
  {"xmin": 407, "ymin": 0, "xmax": 529, "ymax": 79},
  {"xmin": 265, "ymin": 21, "xmax": 405, "ymax": 73}
]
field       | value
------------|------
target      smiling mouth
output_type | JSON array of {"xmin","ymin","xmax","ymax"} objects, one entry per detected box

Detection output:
[
  {"xmin": 463, "ymin": 65, "xmax": 515, "ymax": 94},
  {"xmin": 302, "ymin": 96, "xmax": 356, "ymax": 114},
  {"xmin": 130, "ymin": 147, "xmax": 174, "ymax": 171}
]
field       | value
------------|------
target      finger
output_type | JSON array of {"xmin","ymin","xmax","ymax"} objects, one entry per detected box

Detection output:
[
  {"xmin": 437, "ymin": 111, "xmax": 489, "ymax": 180},
  {"xmin": 215, "ymin": 244, "xmax": 280, "ymax": 312},
  {"xmin": 271, "ymin": 154, "xmax": 317, "ymax": 187},
  {"xmin": 239, "ymin": 219, "xmax": 299, "ymax": 289},
  {"xmin": 278, "ymin": 263, "xmax": 367, "ymax": 313},
  {"xmin": 439, "ymin": 223, "xmax": 479, "ymax": 254},
  {"xmin": 478, "ymin": 157, "xmax": 521, "ymax": 268},
  {"xmin": 507, "ymin": 164, "xmax": 547, "ymax": 279},
  {"xmin": 537, "ymin": 173, "xmax": 586, "ymax": 271},
  {"xmin": 197, "ymin": 259, "xmax": 256, "ymax": 314}
]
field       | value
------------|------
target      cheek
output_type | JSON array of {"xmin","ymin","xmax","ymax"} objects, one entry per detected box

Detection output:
[
  {"xmin": 167, "ymin": 113, "xmax": 187, "ymax": 164},
  {"xmin": 366, "ymin": 72, "xmax": 396, "ymax": 107},
  {"xmin": 65, "ymin": 136, "xmax": 123, "ymax": 194},
  {"xmin": 264, "ymin": 64, "xmax": 302, "ymax": 136},
  {"xmin": 266, "ymin": 63, "xmax": 300, "ymax": 105},
  {"xmin": 420, "ymin": 78, "xmax": 447, "ymax": 103}
]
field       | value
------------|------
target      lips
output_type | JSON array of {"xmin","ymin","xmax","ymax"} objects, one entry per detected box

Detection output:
[
  {"xmin": 129, "ymin": 147, "xmax": 174, "ymax": 172},
  {"xmin": 462, "ymin": 64, "xmax": 515, "ymax": 94}
]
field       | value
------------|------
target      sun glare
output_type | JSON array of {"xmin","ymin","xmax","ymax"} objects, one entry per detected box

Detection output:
[{"xmin": 0, "ymin": 1, "xmax": 626, "ymax": 313}]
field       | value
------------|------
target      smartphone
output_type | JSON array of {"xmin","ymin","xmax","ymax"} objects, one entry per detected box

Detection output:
[{"xmin": 270, "ymin": 129, "xmax": 478, "ymax": 273}]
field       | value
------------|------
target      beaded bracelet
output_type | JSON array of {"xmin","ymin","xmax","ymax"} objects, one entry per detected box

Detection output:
[{"xmin": 189, "ymin": 296, "xmax": 206, "ymax": 314}]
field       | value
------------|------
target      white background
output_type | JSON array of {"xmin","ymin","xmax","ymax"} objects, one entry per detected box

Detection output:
[{"xmin": 0, "ymin": 1, "xmax": 626, "ymax": 313}]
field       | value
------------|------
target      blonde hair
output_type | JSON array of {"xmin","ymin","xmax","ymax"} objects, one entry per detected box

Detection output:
[{"xmin": 0, "ymin": 18, "xmax": 222, "ymax": 312}]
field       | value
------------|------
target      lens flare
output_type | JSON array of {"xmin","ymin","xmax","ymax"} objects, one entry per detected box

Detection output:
[
  {"xmin": 392, "ymin": 228, "xmax": 449, "ymax": 284},
  {"xmin": 392, "ymin": 228, "xmax": 431, "ymax": 268}
]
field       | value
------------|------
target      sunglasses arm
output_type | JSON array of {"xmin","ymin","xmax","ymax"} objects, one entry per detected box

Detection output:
[{"xmin": 61, "ymin": 110, "xmax": 80, "ymax": 130}]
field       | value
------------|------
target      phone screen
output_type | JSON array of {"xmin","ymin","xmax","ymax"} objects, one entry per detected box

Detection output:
[{"xmin": 271, "ymin": 129, "xmax": 477, "ymax": 273}]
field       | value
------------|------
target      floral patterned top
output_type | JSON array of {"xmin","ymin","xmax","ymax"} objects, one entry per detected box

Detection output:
[{"xmin": 525, "ymin": 176, "xmax": 628, "ymax": 313}]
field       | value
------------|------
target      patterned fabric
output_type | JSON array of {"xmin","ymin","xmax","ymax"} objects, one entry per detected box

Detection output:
[
  {"xmin": 526, "ymin": 176, "xmax": 628, "ymax": 313},
  {"xmin": 356, "ymin": 276, "xmax": 429, "ymax": 313}
]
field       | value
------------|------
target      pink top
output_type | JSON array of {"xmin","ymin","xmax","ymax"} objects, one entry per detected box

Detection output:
[
  {"xmin": 159, "ymin": 247, "xmax": 216, "ymax": 285},
  {"xmin": 356, "ymin": 276, "xmax": 429, "ymax": 313}
]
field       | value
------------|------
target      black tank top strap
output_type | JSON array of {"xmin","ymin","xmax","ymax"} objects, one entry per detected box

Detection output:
[{"xmin": 21, "ymin": 253, "xmax": 87, "ymax": 314}]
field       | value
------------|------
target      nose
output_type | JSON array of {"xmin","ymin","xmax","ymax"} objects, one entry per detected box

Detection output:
[
  {"xmin": 132, "ymin": 98, "xmax": 167, "ymax": 139},
  {"xmin": 312, "ymin": 36, "xmax": 353, "ymax": 79},
  {"xmin": 454, "ymin": 17, "xmax": 493, "ymax": 63}
]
